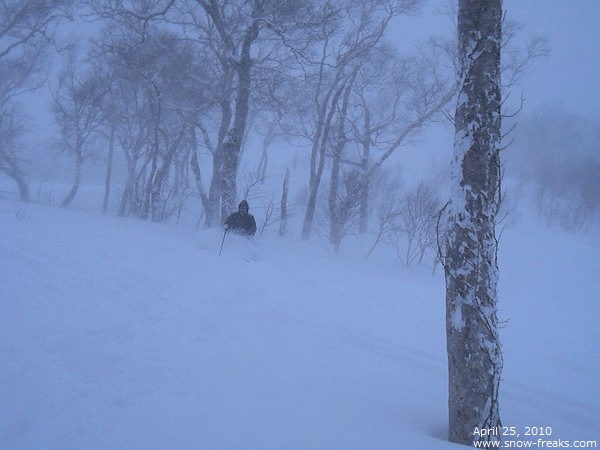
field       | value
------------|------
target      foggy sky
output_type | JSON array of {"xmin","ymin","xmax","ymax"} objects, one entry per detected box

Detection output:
[{"xmin": 503, "ymin": 0, "xmax": 599, "ymax": 117}]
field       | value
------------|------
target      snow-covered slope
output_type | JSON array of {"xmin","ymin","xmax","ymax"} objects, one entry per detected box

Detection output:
[{"xmin": 1, "ymin": 198, "xmax": 598, "ymax": 449}]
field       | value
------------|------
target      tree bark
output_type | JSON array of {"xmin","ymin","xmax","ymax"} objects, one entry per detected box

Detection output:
[
  {"xmin": 191, "ymin": 149, "xmax": 210, "ymax": 219},
  {"xmin": 358, "ymin": 113, "xmax": 371, "ymax": 234},
  {"xmin": 103, "ymin": 126, "xmax": 115, "ymax": 214},
  {"xmin": 279, "ymin": 169, "xmax": 289, "ymax": 236},
  {"xmin": 62, "ymin": 150, "xmax": 83, "ymax": 207},
  {"xmin": 444, "ymin": 0, "xmax": 503, "ymax": 446}
]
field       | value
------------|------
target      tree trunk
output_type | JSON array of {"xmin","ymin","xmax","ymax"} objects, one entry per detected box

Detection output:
[
  {"xmin": 358, "ymin": 105, "xmax": 372, "ymax": 234},
  {"xmin": 0, "ymin": 150, "xmax": 30, "ymax": 202},
  {"xmin": 141, "ymin": 141, "xmax": 159, "ymax": 220},
  {"xmin": 103, "ymin": 126, "xmax": 115, "ymax": 214},
  {"xmin": 62, "ymin": 152, "xmax": 83, "ymax": 207},
  {"xmin": 444, "ymin": 0, "xmax": 503, "ymax": 446},
  {"xmin": 190, "ymin": 149, "xmax": 210, "ymax": 220},
  {"xmin": 220, "ymin": 140, "xmax": 239, "ymax": 221},
  {"xmin": 328, "ymin": 153, "xmax": 342, "ymax": 249},
  {"xmin": 358, "ymin": 139, "xmax": 370, "ymax": 234},
  {"xmin": 279, "ymin": 169, "xmax": 289, "ymax": 236},
  {"xmin": 328, "ymin": 71, "xmax": 355, "ymax": 249},
  {"xmin": 301, "ymin": 77, "xmax": 348, "ymax": 240},
  {"xmin": 15, "ymin": 171, "xmax": 30, "ymax": 202},
  {"xmin": 119, "ymin": 151, "xmax": 135, "ymax": 217},
  {"xmin": 301, "ymin": 168, "xmax": 323, "ymax": 240},
  {"xmin": 206, "ymin": 145, "xmax": 224, "ymax": 226},
  {"xmin": 201, "ymin": 9, "xmax": 259, "ymax": 225},
  {"xmin": 148, "ymin": 128, "xmax": 187, "ymax": 221}
]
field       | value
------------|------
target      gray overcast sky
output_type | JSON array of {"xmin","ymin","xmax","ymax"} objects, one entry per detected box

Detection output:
[{"xmin": 505, "ymin": 0, "xmax": 600, "ymax": 116}]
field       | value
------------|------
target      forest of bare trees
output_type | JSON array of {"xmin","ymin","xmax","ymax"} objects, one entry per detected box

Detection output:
[
  {"xmin": 3, "ymin": 0, "xmax": 585, "ymax": 266},
  {"xmin": 0, "ymin": 0, "xmax": 460, "ymax": 256}
]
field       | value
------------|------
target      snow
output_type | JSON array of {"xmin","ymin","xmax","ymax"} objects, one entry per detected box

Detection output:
[{"xmin": 1, "ymin": 195, "xmax": 599, "ymax": 449}]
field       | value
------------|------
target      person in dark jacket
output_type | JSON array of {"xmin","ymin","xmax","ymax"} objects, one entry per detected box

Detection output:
[{"xmin": 224, "ymin": 200, "xmax": 257, "ymax": 236}]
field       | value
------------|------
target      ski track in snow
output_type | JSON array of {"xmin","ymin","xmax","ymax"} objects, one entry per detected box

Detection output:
[{"xmin": 1, "ymin": 198, "xmax": 599, "ymax": 449}]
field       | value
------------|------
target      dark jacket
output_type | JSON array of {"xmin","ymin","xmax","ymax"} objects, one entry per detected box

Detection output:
[{"xmin": 225, "ymin": 211, "xmax": 257, "ymax": 236}]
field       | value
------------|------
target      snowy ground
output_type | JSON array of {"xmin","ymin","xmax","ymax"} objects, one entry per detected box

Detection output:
[{"xmin": 1, "ymin": 195, "xmax": 599, "ymax": 449}]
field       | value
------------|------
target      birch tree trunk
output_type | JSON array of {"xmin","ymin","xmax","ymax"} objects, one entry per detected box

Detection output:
[
  {"xmin": 219, "ymin": 20, "xmax": 258, "ymax": 222},
  {"xmin": 358, "ymin": 116, "xmax": 371, "ymax": 234},
  {"xmin": 301, "ymin": 73, "xmax": 347, "ymax": 240},
  {"xmin": 0, "ymin": 111, "xmax": 30, "ymax": 202},
  {"xmin": 61, "ymin": 138, "xmax": 84, "ymax": 207},
  {"xmin": 279, "ymin": 168, "xmax": 289, "ymax": 236},
  {"xmin": 328, "ymin": 71, "xmax": 355, "ymax": 248},
  {"xmin": 444, "ymin": 0, "xmax": 503, "ymax": 445},
  {"xmin": 102, "ymin": 126, "xmax": 115, "ymax": 214},
  {"xmin": 0, "ymin": 150, "xmax": 30, "ymax": 202},
  {"xmin": 198, "ymin": 1, "xmax": 260, "ymax": 225}
]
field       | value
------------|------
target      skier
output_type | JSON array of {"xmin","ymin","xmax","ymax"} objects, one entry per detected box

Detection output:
[{"xmin": 224, "ymin": 200, "xmax": 257, "ymax": 236}]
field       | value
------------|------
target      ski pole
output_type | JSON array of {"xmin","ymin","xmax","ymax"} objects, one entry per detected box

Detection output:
[{"xmin": 219, "ymin": 228, "xmax": 227, "ymax": 257}]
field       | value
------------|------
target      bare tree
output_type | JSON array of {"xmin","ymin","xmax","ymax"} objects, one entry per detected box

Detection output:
[
  {"xmin": 329, "ymin": 168, "xmax": 363, "ymax": 253},
  {"xmin": 52, "ymin": 52, "xmax": 107, "ymax": 207},
  {"xmin": 327, "ymin": 67, "xmax": 358, "ymax": 249},
  {"xmin": 444, "ymin": 0, "xmax": 503, "ymax": 445},
  {"xmin": 0, "ymin": 108, "xmax": 30, "ymax": 201},
  {"xmin": 196, "ymin": 0, "xmax": 261, "ymax": 224},
  {"xmin": 297, "ymin": 0, "xmax": 423, "ymax": 240},
  {"xmin": 0, "ymin": 1, "xmax": 71, "ymax": 96},
  {"xmin": 349, "ymin": 42, "xmax": 454, "ymax": 236},
  {"xmin": 366, "ymin": 173, "xmax": 441, "ymax": 267},
  {"xmin": 388, "ymin": 181, "xmax": 441, "ymax": 267},
  {"xmin": 366, "ymin": 178, "xmax": 403, "ymax": 260},
  {"xmin": 170, "ymin": 0, "xmax": 313, "ymax": 226},
  {"xmin": 0, "ymin": 0, "xmax": 73, "ymax": 200},
  {"xmin": 90, "ymin": 20, "xmax": 205, "ymax": 221},
  {"xmin": 279, "ymin": 168, "xmax": 289, "ymax": 236}
]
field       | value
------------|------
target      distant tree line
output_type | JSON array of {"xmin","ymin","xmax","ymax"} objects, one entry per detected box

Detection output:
[{"xmin": 506, "ymin": 108, "xmax": 600, "ymax": 231}]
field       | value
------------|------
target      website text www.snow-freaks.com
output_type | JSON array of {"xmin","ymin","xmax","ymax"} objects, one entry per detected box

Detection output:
[
  {"xmin": 470, "ymin": 426, "xmax": 597, "ymax": 448},
  {"xmin": 473, "ymin": 439, "xmax": 598, "ymax": 448}
]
